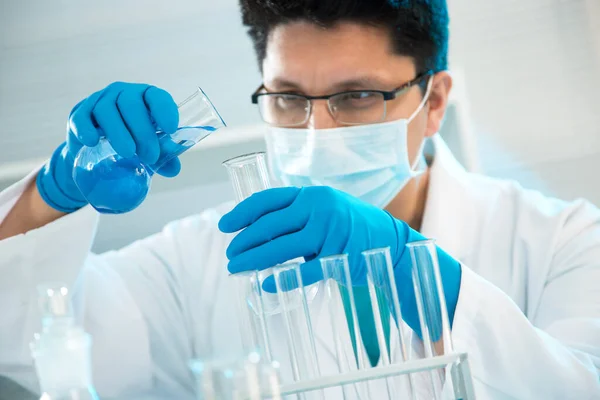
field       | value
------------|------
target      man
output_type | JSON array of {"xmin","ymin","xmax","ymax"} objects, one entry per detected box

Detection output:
[{"xmin": 0, "ymin": 0, "xmax": 599, "ymax": 398}]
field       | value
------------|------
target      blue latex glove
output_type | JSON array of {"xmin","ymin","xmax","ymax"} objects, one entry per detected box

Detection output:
[
  {"xmin": 36, "ymin": 82, "xmax": 180, "ymax": 213},
  {"xmin": 219, "ymin": 186, "xmax": 462, "ymax": 338}
]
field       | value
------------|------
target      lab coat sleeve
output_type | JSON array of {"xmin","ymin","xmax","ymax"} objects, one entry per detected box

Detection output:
[
  {"xmin": 0, "ymin": 170, "xmax": 99, "ymax": 392},
  {"xmin": 76, "ymin": 207, "xmax": 235, "ymax": 399},
  {"xmin": 452, "ymin": 201, "xmax": 600, "ymax": 399}
]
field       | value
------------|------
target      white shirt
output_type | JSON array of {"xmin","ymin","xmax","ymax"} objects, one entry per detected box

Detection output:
[{"xmin": 0, "ymin": 136, "xmax": 599, "ymax": 399}]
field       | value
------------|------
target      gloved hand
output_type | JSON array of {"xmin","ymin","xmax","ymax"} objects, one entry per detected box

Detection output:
[
  {"xmin": 36, "ymin": 82, "xmax": 180, "ymax": 213},
  {"xmin": 218, "ymin": 186, "xmax": 462, "ymax": 337}
]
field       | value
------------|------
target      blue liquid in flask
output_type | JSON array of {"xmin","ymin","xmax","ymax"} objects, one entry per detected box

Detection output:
[{"xmin": 74, "ymin": 126, "xmax": 215, "ymax": 214}]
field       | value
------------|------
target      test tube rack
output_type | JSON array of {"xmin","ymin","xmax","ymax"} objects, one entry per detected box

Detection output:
[{"xmin": 279, "ymin": 352, "xmax": 475, "ymax": 399}]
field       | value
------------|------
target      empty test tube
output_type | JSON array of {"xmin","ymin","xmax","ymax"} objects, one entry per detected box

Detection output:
[
  {"xmin": 272, "ymin": 262, "xmax": 321, "ymax": 383},
  {"xmin": 320, "ymin": 255, "xmax": 367, "ymax": 371},
  {"xmin": 223, "ymin": 152, "xmax": 274, "ymax": 359},
  {"xmin": 320, "ymin": 254, "xmax": 373, "ymax": 399},
  {"xmin": 231, "ymin": 270, "xmax": 273, "ymax": 362},
  {"xmin": 407, "ymin": 240, "xmax": 453, "ymax": 399},
  {"xmin": 363, "ymin": 247, "xmax": 415, "ymax": 398},
  {"xmin": 362, "ymin": 248, "xmax": 405, "ymax": 365},
  {"xmin": 223, "ymin": 152, "xmax": 320, "ymax": 363},
  {"xmin": 406, "ymin": 240, "xmax": 453, "ymax": 356},
  {"xmin": 222, "ymin": 152, "xmax": 271, "ymax": 203}
]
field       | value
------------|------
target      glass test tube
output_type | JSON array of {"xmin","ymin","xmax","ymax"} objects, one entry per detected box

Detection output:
[
  {"xmin": 407, "ymin": 240, "xmax": 452, "ymax": 399},
  {"xmin": 232, "ymin": 269, "xmax": 274, "ymax": 362},
  {"xmin": 362, "ymin": 247, "xmax": 416, "ymax": 399},
  {"xmin": 272, "ymin": 262, "xmax": 321, "ymax": 383},
  {"xmin": 407, "ymin": 240, "xmax": 453, "ymax": 355},
  {"xmin": 222, "ymin": 151, "xmax": 283, "ymax": 315},
  {"xmin": 223, "ymin": 152, "xmax": 320, "ymax": 365},
  {"xmin": 319, "ymin": 254, "xmax": 371, "ymax": 399},
  {"xmin": 223, "ymin": 152, "xmax": 271, "ymax": 203},
  {"xmin": 223, "ymin": 155, "xmax": 320, "ymax": 312},
  {"xmin": 223, "ymin": 152, "xmax": 274, "ymax": 360}
]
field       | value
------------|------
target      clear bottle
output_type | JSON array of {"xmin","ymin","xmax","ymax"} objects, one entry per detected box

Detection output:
[
  {"xmin": 30, "ymin": 283, "xmax": 100, "ymax": 400},
  {"xmin": 73, "ymin": 87, "xmax": 226, "ymax": 214}
]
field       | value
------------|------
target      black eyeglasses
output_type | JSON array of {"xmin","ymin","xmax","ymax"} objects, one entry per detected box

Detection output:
[{"xmin": 251, "ymin": 72, "xmax": 432, "ymax": 127}]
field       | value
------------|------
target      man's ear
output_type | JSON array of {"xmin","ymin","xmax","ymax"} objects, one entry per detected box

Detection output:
[{"xmin": 425, "ymin": 71, "xmax": 453, "ymax": 137}]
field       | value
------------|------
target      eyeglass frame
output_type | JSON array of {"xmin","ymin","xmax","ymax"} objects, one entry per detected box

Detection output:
[{"xmin": 250, "ymin": 71, "xmax": 433, "ymax": 127}]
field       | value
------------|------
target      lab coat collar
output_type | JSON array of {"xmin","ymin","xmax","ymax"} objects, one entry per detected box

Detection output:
[{"xmin": 419, "ymin": 134, "xmax": 476, "ymax": 263}]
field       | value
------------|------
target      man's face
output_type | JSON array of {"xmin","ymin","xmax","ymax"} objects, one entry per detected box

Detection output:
[{"xmin": 262, "ymin": 21, "xmax": 447, "ymax": 164}]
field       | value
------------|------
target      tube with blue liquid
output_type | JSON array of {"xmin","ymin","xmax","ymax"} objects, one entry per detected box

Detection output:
[{"xmin": 73, "ymin": 87, "xmax": 226, "ymax": 214}]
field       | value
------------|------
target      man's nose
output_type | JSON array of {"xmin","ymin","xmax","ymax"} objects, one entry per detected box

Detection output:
[{"xmin": 307, "ymin": 100, "xmax": 338, "ymax": 129}]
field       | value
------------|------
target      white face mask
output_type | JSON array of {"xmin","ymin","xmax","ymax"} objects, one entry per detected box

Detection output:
[{"xmin": 265, "ymin": 77, "xmax": 433, "ymax": 208}]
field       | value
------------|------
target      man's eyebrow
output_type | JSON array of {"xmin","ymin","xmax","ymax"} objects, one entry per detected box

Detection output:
[
  {"xmin": 329, "ymin": 77, "xmax": 390, "ymax": 91},
  {"xmin": 267, "ymin": 79, "xmax": 303, "ymax": 92},
  {"xmin": 267, "ymin": 76, "xmax": 391, "ymax": 94}
]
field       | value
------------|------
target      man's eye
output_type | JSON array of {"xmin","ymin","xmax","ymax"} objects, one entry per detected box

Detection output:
[
  {"xmin": 336, "ymin": 92, "xmax": 380, "ymax": 108},
  {"xmin": 275, "ymin": 95, "xmax": 306, "ymax": 110}
]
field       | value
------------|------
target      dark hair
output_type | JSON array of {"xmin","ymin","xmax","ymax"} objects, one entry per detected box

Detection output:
[{"xmin": 239, "ymin": 0, "xmax": 449, "ymax": 74}]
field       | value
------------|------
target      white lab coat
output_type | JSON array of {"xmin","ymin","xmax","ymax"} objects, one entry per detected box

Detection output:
[{"xmin": 0, "ymin": 136, "xmax": 599, "ymax": 399}]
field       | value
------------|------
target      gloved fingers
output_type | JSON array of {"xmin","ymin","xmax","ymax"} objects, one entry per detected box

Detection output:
[
  {"xmin": 347, "ymin": 254, "xmax": 370, "ymax": 286},
  {"xmin": 92, "ymin": 87, "xmax": 136, "ymax": 159},
  {"xmin": 261, "ymin": 268, "xmax": 298, "ymax": 293},
  {"xmin": 143, "ymin": 86, "xmax": 179, "ymax": 135},
  {"xmin": 218, "ymin": 187, "xmax": 301, "ymax": 233},
  {"xmin": 227, "ymin": 228, "xmax": 318, "ymax": 274},
  {"xmin": 66, "ymin": 130, "xmax": 84, "ymax": 157},
  {"xmin": 261, "ymin": 259, "xmax": 324, "ymax": 293},
  {"xmin": 397, "ymin": 279, "xmax": 421, "ymax": 338},
  {"xmin": 298, "ymin": 259, "xmax": 325, "ymax": 287},
  {"xmin": 155, "ymin": 157, "xmax": 182, "ymax": 178},
  {"xmin": 225, "ymin": 202, "xmax": 308, "ymax": 259},
  {"xmin": 116, "ymin": 84, "xmax": 161, "ymax": 165},
  {"xmin": 69, "ymin": 91, "xmax": 105, "ymax": 147}
]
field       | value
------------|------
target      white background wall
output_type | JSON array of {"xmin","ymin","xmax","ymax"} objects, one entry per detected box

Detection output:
[
  {"xmin": 1, "ymin": 0, "xmax": 599, "ymax": 252},
  {"xmin": 448, "ymin": 0, "xmax": 600, "ymax": 200}
]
